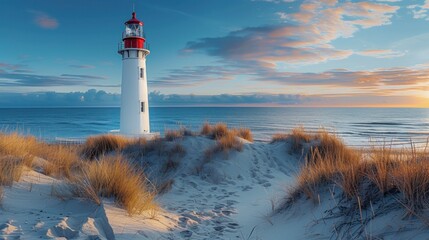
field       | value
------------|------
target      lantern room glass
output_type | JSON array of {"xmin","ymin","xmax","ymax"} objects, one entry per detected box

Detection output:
[{"xmin": 124, "ymin": 24, "xmax": 143, "ymax": 38}]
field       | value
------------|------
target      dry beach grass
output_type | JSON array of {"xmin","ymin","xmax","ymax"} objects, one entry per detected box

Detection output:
[
  {"xmin": 74, "ymin": 155, "xmax": 156, "ymax": 215},
  {"xmin": 202, "ymin": 123, "xmax": 253, "ymax": 159},
  {"xmin": 0, "ymin": 132, "xmax": 157, "ymax": 215},
  {"xmin": 279, "ymin": 127, "xmax": 429, "ymax": 218}
]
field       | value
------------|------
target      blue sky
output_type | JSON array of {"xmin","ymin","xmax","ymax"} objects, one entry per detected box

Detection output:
[{"xmin": 1, "ymin": 0, "xmax": 429, "ymax": 107}]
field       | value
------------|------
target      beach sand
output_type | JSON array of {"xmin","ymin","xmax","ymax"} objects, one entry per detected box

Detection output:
[{"xmin": 0, "ymin": 135, "xmax": 428, "ymax": 239}]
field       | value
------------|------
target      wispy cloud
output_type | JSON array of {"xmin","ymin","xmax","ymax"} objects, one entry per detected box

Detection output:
[
  {"xmin": 152, "ymin": 65, "xmax": 241, "ymax": 87},
  {"xmin": 184, "ymin": 1, "xmax": 399, "ymax": 67},
  {"xmin": 356, "ymin": 49, "xmax": 406, "ymax": 58},
  {"xmin": 149, "ymin": 91, "xmax": 305, "ymax": 106},
  {"xmin": 60, "ymin": 74, "xmax": 107, "ymax": 80},
  {"xmin": 28, "ymin": 10, "xmax": 59, "ymax": 29},
  {"xmin": 0, "ymin": 64, "xmax": 108, "ymax": 87},
  {"xmin": 407, "ymin": 1, "xmax": 429, "ymax": 20},
  {"xmin": 255, "ymin": 65, "xmax": 429, "ymax": 93},
  {"xmin": 69, "ymin": 64, "xmax": 95, "ymax": 69},
  {"xmin": 252, "ymin": 0, "xmax": 296, "ymax": 3}
]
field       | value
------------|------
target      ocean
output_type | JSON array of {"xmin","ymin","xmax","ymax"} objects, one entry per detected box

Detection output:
[{"xmin": 0, "ymin": 107, "xmax": 428, "ymax": 148}]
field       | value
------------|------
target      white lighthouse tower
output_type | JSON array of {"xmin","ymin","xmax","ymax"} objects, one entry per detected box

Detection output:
[{"xmin": 118, "ymin": 12, "xmax": 150, "ymax": 136}]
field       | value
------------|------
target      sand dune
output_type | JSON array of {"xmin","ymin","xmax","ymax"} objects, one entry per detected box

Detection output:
[{"xmin": 0, "ymin": 133, "xmax": 428, "ymax": 239}]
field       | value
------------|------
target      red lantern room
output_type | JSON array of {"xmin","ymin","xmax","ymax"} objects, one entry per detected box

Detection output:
[{"xmin": 122, "ymin": 12, "xmax": 145, "ymax": 49}]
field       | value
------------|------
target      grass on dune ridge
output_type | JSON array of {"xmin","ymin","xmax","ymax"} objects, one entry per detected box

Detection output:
[
  {"xmin": 0, "ymin": 132, "xmax": 157, "ymax": 215},
  {"xmin": 276, "ymin": 127, "xmax": 429, "ymax": 220},
  {"xmin": 74, "ymin": 155, "xmax": 156, "ymax": 215},
  {"xmin": 201, "ymin": 123, "xmax": 253, "ymax": 159}
]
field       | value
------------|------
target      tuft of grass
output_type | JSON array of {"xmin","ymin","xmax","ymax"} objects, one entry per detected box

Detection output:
[
  {"xmin": 210, "ymin": 123, "xmax": 229, "ymax": 140},
  {"xmin": 271, "ymin": 127, "xmax": 313, "ymax": 152},
  {"xmin": 164, "ymin": 129, "xmax": 183, "ymax": 141},
  {"xmin": 271, "ymin": 133, "xmax": 289, "ymax": 143},
  {"xmin": 0, "ymin": 156, "xmax": 26, "ymax": 186},
  {"xmin": 366, "ymin": 146, "xmax": 398, "ymax": 196},
  {"xmin": 0, "ymin": 133, "xmax": 37, "ymax": 166},
  {"xmin": 81, "ymin": 135, "xmax": 130, "ymax": 159},
  {"xmin": 233, "ymin": 128, "xmax": 253, "ymax": 142},
  {"xmin": 217, "ymin": 132, "xmax": 243, "ymax": 152},
  {"xmin": 393, "ymin": 157, "xmax": 429, "ymax": 213},
  {"xmin": 74, "ymin": 155, "xmax": 156, "ymax": 215},
  {"xmin": 169, "ymin": 143, "xmax": 186, "ymax": 156},
  {"xmin": 0, "ymin": 132, "xmax": 83, "ymax": 179},
  {"xmin": 205, "ymin": 131, "xmax": 244, "ymax": 160},
  {"xmin": 288, "ymin": 131, "xmax": 362, "ymax": 201},
  {"xmin": 201, "ymin": 122, "xmax": 212, "ymax": 136},
  {"xmin": 34, "ymin": 144, "xmax": 80, "ymax": 179},
  {"xmin": 123, "ymin": 136, "xmax": 166, "ymax": 159},
  {"xmin": 202, "ymin": 123, "xmax": 251, "ymax": 160},
  {"xmin": 164, "ymin": 127, "xmax": 194, "ymax": 142}
]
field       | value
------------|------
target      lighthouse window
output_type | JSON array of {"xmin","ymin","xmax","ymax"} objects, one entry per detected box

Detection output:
[
  {"xmin": 140, "ymin": 68, "xmax": 144, "ymax": 78},
  {"xmin": 141, "ymin": 102, "xmax": 145, "ymax": 112}
]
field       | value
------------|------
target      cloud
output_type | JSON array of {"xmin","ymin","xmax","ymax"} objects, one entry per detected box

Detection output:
[
  {"xmin": 152, "ymin": 65, "xmax": 242, "ymax": 87},
  {"xmin": 256, "ymin": 65, "xmax": 429, "ymax": 93},
  {"xmin": 69, "ymin": 65, "xmax": 95, "ymax": 69},
  {"xmin": 0, "ymin": 90, "xmax": 120, "ymax": 107},
  {"xmin": 28, "ymin": 10, "xmax": 59, "ymax": 29},
  {"xmin": 60, "ymin": 74, "xmax": 107, "ymax": 80},
  {"xmin": 407, "ymin": 1, "xmax": 429, "ymax": 20},
  {"xmin": 377, "ymin": 0, "xmax": 401, "ymax": 2},
  {"xmin": 0, "ymin": 64, "xmax": 109, "ymax": 87},
  {"xmin": 184, "ymin": 1, "xmax": 399, "ymax": 67},
  {"xmin": 252, "ymin": 0, "xmax": 296, "ymax": 3},
  {"xmin": 149, "ymin": 91, "xmax": 305, "ymax": 106},
  {"xmin": 0, "ymin": 63, "xmax": 27, "ymax": 70},
  {"xmin": 356, "ymin": 49, "xmax": 405, "ymax": 58},
  {"xmin": 0, "ymin": 90, "xmax": 424, "ymax": 107}
]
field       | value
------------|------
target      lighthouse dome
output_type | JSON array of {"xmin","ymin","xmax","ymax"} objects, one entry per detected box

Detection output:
[{"xmin": 125, "ymin": 12, "xmax": 143, "ymax": 26}]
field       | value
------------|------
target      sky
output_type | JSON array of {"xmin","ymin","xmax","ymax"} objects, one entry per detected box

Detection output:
[{"xmin": 1, "ymin": 0, "xmax": 429, "ymax": 107}]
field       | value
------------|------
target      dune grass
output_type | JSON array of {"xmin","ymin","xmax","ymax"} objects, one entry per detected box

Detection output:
[
  {"xmin": 74, "ymin": 155, "xmax": 156, "ymax": 215},
  {"xmin": 81, "ymin": 134, "xmax": 130, "ymax": 159},
  {"xmin": 164, "ymin": 127, "xmax": 194, "ymax": 141},
  {"xmin": 280, "ymin": 127, "xmax": 429, "ymax": 218},
  {"xmin": 34, "ymin": 143, "xmax": 81, "ymax": 178},
  {"xmin": 201, "ymin": 123, "xmax": 253, "ymax": 159},
  {"xmin": 0, "ymin": 133, "xmax": 37, "ymax": 166},
  {"xmin": 0, "ymin": 156, "xmax": 26, "ymax": 186},
  {"xmin": 0, "ymin": 132, "xmax": 83, "ymax": 179},
  {"xmin": 0, "ymin": 132, "xmax": 158, "ymax": 215},
  {"xmin": 233, "ymin": 128, "xmax": 253, "ymax": 142},
  {"xmin": 271, "ymin": 126, "xmax": 314, "ymax": 153},
  {"xmin": 201, "ymin": 122, "xmax": 212, "ymax": 136}
]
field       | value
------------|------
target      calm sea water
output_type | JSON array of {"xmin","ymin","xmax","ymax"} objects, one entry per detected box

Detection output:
[{"xmin": 0, "ymin": 107, "xmax": 428, "ymax": 147}]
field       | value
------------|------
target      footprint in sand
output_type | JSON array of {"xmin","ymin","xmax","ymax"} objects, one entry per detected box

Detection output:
[
  {"xmin": 227, "ymin": 222, "xmax": 240, "ymax": 229},
  {"xmin": 180, "ymin": 230, "xmax": 193, "ymax": 238}
]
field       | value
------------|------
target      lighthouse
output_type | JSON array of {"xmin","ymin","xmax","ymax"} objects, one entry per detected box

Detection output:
[{"xmin": 118, "ymin": 12, "xmax": 150, "ymax": 136}]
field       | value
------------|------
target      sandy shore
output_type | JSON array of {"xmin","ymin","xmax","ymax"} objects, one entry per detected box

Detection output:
[{"xmin": 0, "ymin": 135, "xmax": 428, "ymax": 239}]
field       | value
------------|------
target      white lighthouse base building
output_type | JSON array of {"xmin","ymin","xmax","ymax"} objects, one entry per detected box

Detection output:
[{"xmin": 119, "ymin": 48, "xmax": 150, "ymax": 136}]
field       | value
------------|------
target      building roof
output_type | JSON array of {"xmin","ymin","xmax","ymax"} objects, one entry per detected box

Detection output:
[{"xmin": 125, "ymin": 12, "xmax": 143, "ymax": 26}]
